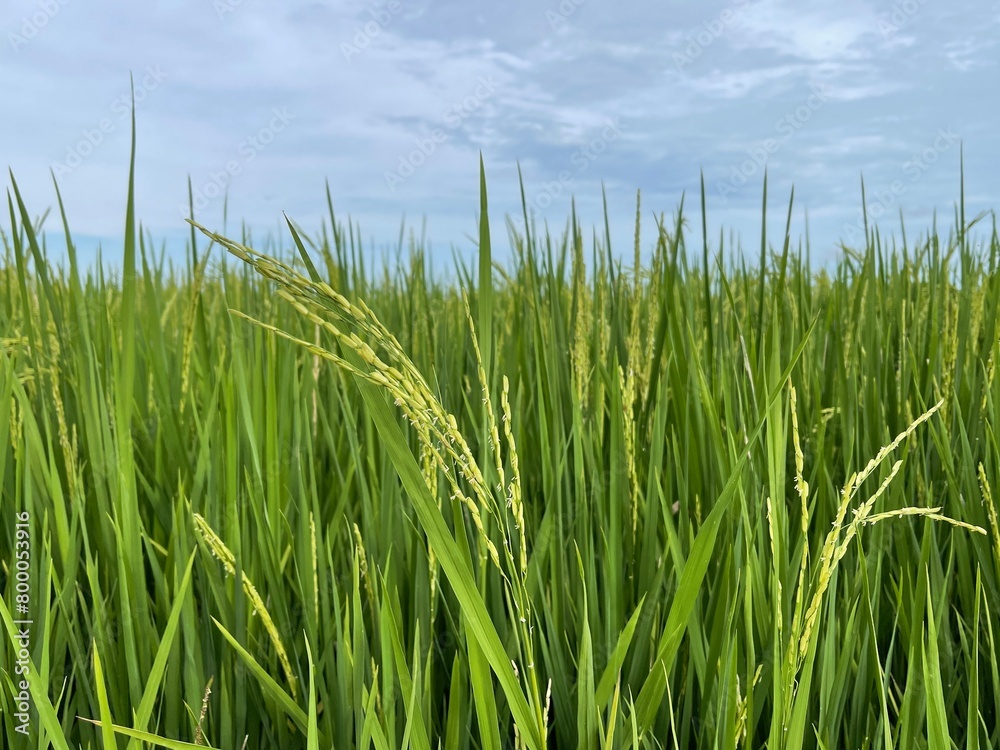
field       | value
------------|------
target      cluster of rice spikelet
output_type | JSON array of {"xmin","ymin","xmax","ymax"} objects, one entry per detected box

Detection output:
[
  {"xmin": 193, "ymin": 224, "xmax": 507, "ymax": 569},
  {"xmin": 193, "ymin": 513, "xmax": 299, "ymax": 699},
  {"xmin": 782, "ymin": 384, "xmax": 810, "ymax": 685},
  {"xmin": 978, "ymin": 463, "xmax": 1000, "ymax": 583},
  {"xmin": 794, "ymin": 397, "xmax": 985, "ymax": 661},
  {"xmin": 46, "ymin": 320, "xmax": 81, "ymax": 503},
  {"xmin": 192, "ymin": 221, "xmax": 534, "ymax": 630},
  {"xmin": 570, "ymin": 224, "xmax": 591, "ymax": 408}
]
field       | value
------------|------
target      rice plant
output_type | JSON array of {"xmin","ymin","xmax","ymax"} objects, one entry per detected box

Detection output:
[{"xmin": 1, "ymin": 126, "xmax": 999, "ymax": 748}]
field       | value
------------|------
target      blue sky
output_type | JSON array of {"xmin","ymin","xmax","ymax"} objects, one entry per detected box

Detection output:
[{"xmin": 2, "ymin": 0, "xmax": 998, "ymax": 267}]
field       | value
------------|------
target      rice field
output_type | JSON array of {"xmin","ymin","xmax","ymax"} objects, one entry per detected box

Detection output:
[{"xmin": 2, "ymin": 138, "xmax": 1000, "ymax": 748}]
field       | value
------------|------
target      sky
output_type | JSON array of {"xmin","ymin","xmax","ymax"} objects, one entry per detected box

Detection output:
[{"xmin": 2, "ymin": 0, "xmax": 998, "ymax": 269}]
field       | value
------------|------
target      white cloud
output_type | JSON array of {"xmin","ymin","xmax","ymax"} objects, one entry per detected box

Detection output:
[
  {"xmin": 0, "ymin": 0, "xmax": 997, "ymax": 265},
  {"xmin": 943, "ymin": 36, "xmax": 996, "ymax": 72},
  {"xmin": 727, "ymin": 0, "xmax": 880, "ymax": 62},
  {"xmin": 678, "ymin": 64, "xmax": 805, "ymax": 99}
]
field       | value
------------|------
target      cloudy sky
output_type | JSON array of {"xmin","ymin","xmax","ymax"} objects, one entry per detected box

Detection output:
[{"xmin": 2, "ymin": 0, "xmax": 998, "ymax": 268}]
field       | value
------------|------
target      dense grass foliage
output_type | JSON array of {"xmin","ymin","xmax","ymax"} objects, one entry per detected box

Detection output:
[{"xmin": 2, "ymin": 158, "xmax": 1000, "ymax": 748}]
